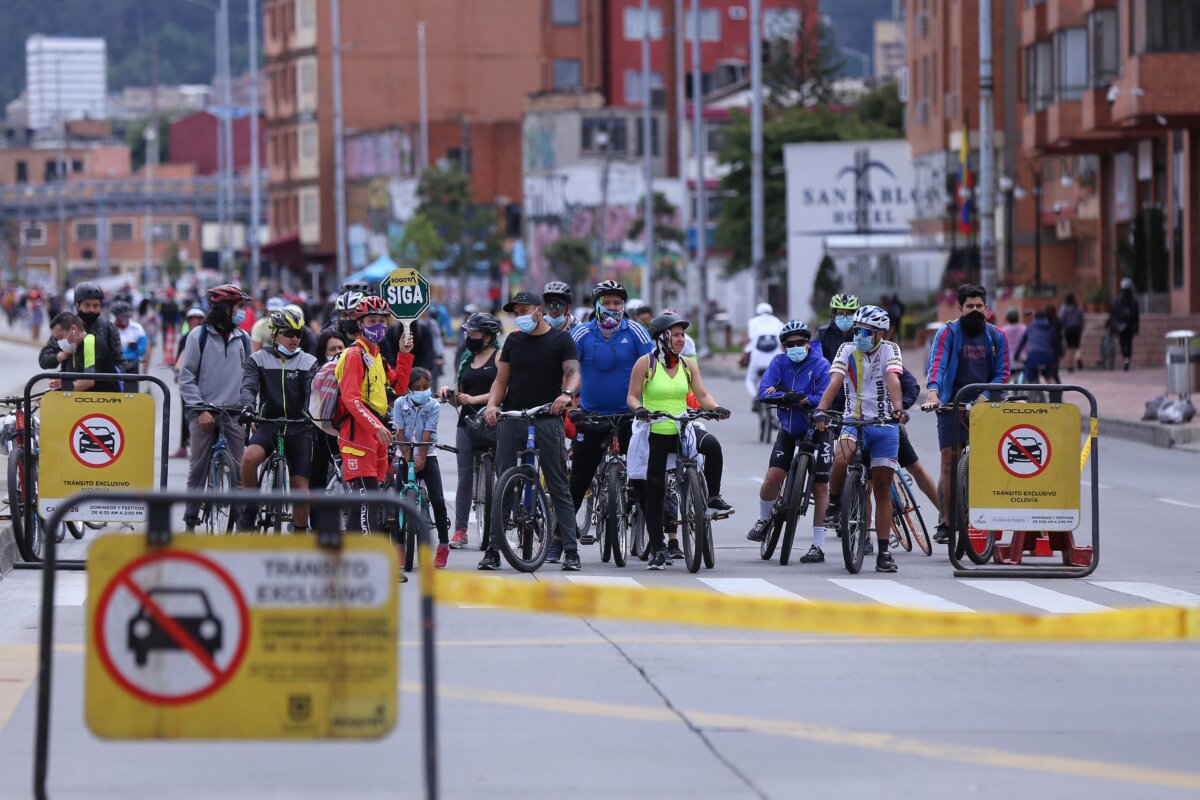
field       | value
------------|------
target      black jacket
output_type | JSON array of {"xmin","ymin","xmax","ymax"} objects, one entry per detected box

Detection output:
[
  {"xmin": 240, "ymin": 345, "xmax": 319, "ymax": 422},
  {"xmin": 39, "ymin": 317, "xmax": 123, "ymax": 374},
  {"xmin": 813, "ymin": 321, "xmax": 853, "ymax": 410}
]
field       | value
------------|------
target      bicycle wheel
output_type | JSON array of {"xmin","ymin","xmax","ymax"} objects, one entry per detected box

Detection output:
[
  {"xmin": 474, "ymin": 452, "xmax": 494, "ymax": 551},
  {"xmin": 9, "ymin": 448, "xmax": 44, "ymax": 560},
  {"xmin": 629, "ymin": 501, "xmax": 648, "ymax": 560},
  {"xmin": 889, "ymin": 478, "xmax": 913, "ymax": 553},
  {"xmin": 702, "ymin": 514, "xmax": 715, "ymax": 569},
  {"xmin": 780, "ymin": 453, "xmax": 811, "ymax": 566},
  {"xmin": 577, "ymin": 474, "xmax": 596, "ymax": 545},
  {"xmin": 400, "ymin": 487, "xmax": 421, "ymax": 572},
  {"xmin": 66, "ymin": 521, "xmax": 86, "ymax": 540},
  {"xmin": 897, "ymin": 473, "xmax": 931, "ymax": 556},
  {"xmin": 840, "ymin": 469, "xmax": 868, "ymax": 574},
  {"xmin": 679, "ymin": 468, "xmax": 705, "ymax": 573},
  {"xmin": 207, "ymin": 449, "xmax": 237, "ymax": 535},
  {"xmin": 603, "ymin": 463, "xmax": 628, "ymax": 568},
  {"xmin": 492, "ymin": 465, "xmax": 552, "ymax": 572},
  {"xmin": 324, "ymin": 471, "xmax": 348, "ymax": 532},
  {"xmin": 955, "ymin": 453, "xmax": 996, "ymax": 564}
]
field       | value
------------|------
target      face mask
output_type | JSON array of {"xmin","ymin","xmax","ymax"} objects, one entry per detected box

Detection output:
[
  {"xmin": 961, "ymin": 310, "xmax": 986, "ymax": 336},
  {"xmin": 410, "ymin": 389, "xmax": 432, "ymax": 405},
  {"xmin": 339, "ymin": 319, "xmax": 360, "ymax": 336},
  {"xmin": 115, "ymin": 318, "xmax": 128, "ymax": 329},
  {"xmin": 362, "ymin": 323, "xmax": 386, "ymax": 343},
  {"xmin": 465, "ymin": 337, "xmax": 486, "ymax": 353},
  {"xmin": 596, "ymin": 304, "xmax": 623, "ymax": 330},
  {"xmin": 78, "ymin": 311, "xmax": 100, "ymax": 327},
  {"xmin": 834, "ymin": 316, "xmax": 854, "ymax": 332},
  {"xmin": 853, "ymin": 333, "xmax": 875, "ymax": 352},
  {"xmin": 515, "ymin": 314, "xmax": 537, "ymax": 334},
  {"xmin": 277, "ymin": 344, "xmax": 299, "ymax": 357},
  {"xmin": 56, "ymin": 337, "xmax": 76, "ymax": 354},
  {"xmin": 233, "ymin": 308, "xmax": 247, "ymax": 325},
  {"xmin": 545, "ymin": 314, "xmax": 566, "ymax": 328},
  {"xmin": 786, "ymin": 345, "xmax": 809, "ymax": 363}
]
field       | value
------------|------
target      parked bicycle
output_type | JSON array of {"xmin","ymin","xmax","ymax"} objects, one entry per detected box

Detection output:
[
  {"xmin": 570, "ymin": 411, "xmax": 633, "ymax": 567},
  {"xmin": 1, "ymin": 392, "xmax": 54, "ymax": 558},
  {"xmin": 888, "ymin": 469, "xmax": 931, "ymax": 556},
  {"xmin": 646, "ymin": 409, "xmax": 726, "ymax": 573},
  {"xmin": 185, "ymin": 404, "xmax": 243, "ymax": 535}
]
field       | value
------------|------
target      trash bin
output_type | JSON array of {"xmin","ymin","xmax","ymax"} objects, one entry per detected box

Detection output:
[{"xmin": 1164, "ymin": 330, "xmax": 1199, "ymax": 398}]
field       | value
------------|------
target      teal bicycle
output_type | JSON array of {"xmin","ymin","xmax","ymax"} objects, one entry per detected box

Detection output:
[{"xmin": 392, "ymin": 439, "xmax": 457, "ymax": 572}]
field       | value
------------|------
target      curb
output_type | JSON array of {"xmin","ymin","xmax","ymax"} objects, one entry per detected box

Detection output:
[
  {"xmin": 0, "ymin": 526, "xmax": 15, "ymax": 580},
  {"xmin": 0, "ymin": 331, "xmax": 41, "ymax": 349}
]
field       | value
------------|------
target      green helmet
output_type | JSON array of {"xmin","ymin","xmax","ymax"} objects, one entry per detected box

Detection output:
[{"xmin": 830, "ymin": 293, "xmax": 859, "ymax": 311}]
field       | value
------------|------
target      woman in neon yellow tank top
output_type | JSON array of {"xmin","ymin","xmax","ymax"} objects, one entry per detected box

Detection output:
[{"xmin": 626, "ymin": 312, "xmax": 730, "ymax": 570}]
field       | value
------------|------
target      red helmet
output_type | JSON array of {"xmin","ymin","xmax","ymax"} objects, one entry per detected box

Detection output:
[
  {"xmin": 353, "ymin": 295, "xmax": 390, "ymax": 319},
  {"xmin": 207, "ymin": 283, "xmax": 251, "ymax": 305}
]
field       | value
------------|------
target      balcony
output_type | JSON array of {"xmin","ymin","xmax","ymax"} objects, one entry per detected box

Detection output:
[
  {"xmin": 1109, "ymin": 53, "xmax": 1200, "ymax": 127},
  {"xmin": 1021, "ymin": 1, "xmax": 1048, "ymax": 47},
  {"xmin": 1081, "ymin": 86, "xmax": 1116, "ymax": 130},
  {"xmin": 1023, "ymin": 108, "xmax": 1048, "ymax": 153},
  {"xmin": 1046, "ymin": 98, "xmax": 1083, "ymax": 147}
]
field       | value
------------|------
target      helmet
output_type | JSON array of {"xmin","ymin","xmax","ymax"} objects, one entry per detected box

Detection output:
[
  {"xmin": 334, "ymin": 290, "xmax": 364, "ymax": 313},
  {"xmin": 266, "ymin": 297, "xmax": 286, "ymax": 312},
  {"xmin": 627, "ymin": 298, "xmax": 643, "ymax": 311},
  {"xmin": 852, "ymin": 305, "xmax": 890, "ymax": 331},
  {"xmin": 755, "ymin": 302, "xmax": 773, "ymax": 316},
  {"xmin": 269, "ymin": 307, "xmax": 305, "ymax": 333},
  {"xmin": 74, "ymin": 281, "xmax": 104, "ymax": 303},
  {"xmin": 830, "ymin": 293, "xmax": 859, "ymax": 311},
  {"xmin": 463, "ymin": 302, "xmax": 480, "ymax": 315},
  {"xmin": 208, "ymin": 283, "xmax": 251, "ymax": 305},
  {"xmin": 543, "ymin": 281, "xmax": 572, "ymax": 302},
  {"xmin": 353, "ymin": 294, "xmax": 390, "ymax": 319},
  {"xmin": 648, "ymin": 312, "xmax": 689, "ymax": 338},
  {"xmin": 111, "ymin": 301, "xmax": 133, "ymax": 318},
  {"xmin": 779, "ymin": 320, "xmax": 811, "ymax": 341},
  {"xmin": 593, "ymin": 280, "xmax": 627, "ymax": 301},
  {"xmin": 185, "ymin": 306, "xmax": 205, "ymax": 319},
  {"xmin": 285, "ymin": 303, "xmax": 305, "ymax": 325},
  {"xmin": 1120, "ymin": 277, "xmax": 1134, "ymax": 290},
  {"xmin": 342, "ymin": 280, "xmax": 371, "ymax": 294},
  {"xmin": 465, "ymin": 312, "xmax": 502, "ymax": 336},
  {"xmin": 1006, "ymin": 307, "xmax": 1020, "ymax": 323}
]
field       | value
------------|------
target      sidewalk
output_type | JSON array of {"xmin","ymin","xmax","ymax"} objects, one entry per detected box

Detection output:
[{"xmin": 701, "ymin": 347, "xmax": 1199, "ymax": 453}]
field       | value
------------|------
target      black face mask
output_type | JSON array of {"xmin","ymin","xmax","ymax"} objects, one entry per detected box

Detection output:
[
  {"xmin": 78, "ymin": 311, "xmax": 100, "ymax": 327},
  {"xmin": 961, "ymin": 310, "xmax": 986, "ymax": 336},
  {"xmin": 465, "ymin": 337, "xmax": 487, "ymax": 353},
  {"xmin": 339, "ymin": 319, "xmax": 360, "ymax": 337}
]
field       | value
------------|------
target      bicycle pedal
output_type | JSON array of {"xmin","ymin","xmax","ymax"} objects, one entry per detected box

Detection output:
[
  {"xmin": 578, "ymin": 535, "xmax": 596, "ymax": 545},
  {"xmin": 707, "ymin": 510, "xmax": 734, "ymax": 520}
]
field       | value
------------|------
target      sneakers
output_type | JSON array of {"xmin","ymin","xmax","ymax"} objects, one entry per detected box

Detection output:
[
  {"xmin": 875, "ymin": 551, "xmax": 898, "ymax": 573},
  {"xmin": 746, "ymin": 518, "xmax": 770, "ymax": 542},
  {"xmin": 707, "ymin": 495, "xmax": 732, "ymax": 513},
  {"xmin": 646, "ymin": 550, "xmax": 667, "ymax": 570},
  {"xmin": 547, "ymin": 538, "xmax": 564, "ymax": 563},
  {"xmin": 561, "ymin": 550, "xmax": 581, "ymax": 571},
  {"xmin": 435, "ymin": 544, "xmax": 450, "ymax": 569},
  {"xmin": 667, "ymin": 540, "xmax": 685, "ymax": 560},
  {"xmin": 799, "ymin": 545, "xmax": 824, "ymax": 563},
  {"xmin": 477, "ymin": 550, "xmax": 501, "ymax": 570},
  {"xmin": 449, "ymin": 528, "xmax": 468, "ymax": 549},
  {"xmin": 864, "ymin": 538, "xmax": 874, "ymax": 556},
  {"xmin": 932, "ymin": 524, "xmax": 951, "ymax": 544},
  {"xmin": 824, "ymin": 503, "xmax": 841, "ymax": 527}
]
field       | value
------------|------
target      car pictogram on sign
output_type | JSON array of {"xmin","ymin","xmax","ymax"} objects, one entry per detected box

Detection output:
[
  {"xmin": 127, "ymin": 587, "xmax": 223, "ymax": 667},
  {"xmin": 1006, "ymin": 435, "xmax": 1043, "ymax": 465},
  {"xmin": 78, "ymin": 424, "xmax": 116, "ymax": 454}
]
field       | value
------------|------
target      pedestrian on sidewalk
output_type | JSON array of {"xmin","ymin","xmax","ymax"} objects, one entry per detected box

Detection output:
[
  {"xmin": 1109, "ymin": 278, "xmax": 1140, "ymax": 371},
  {"xmin": 1059, "ymin": 292, "xmax": 1085, "ymax": 372}
]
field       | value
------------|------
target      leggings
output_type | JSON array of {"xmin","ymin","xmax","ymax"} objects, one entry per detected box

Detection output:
[
  {"xmin": 452, "ymin": 426, "xmax": 476, "ymax": 532},
  {"xmin": 348, "ymin": 477, "xmax": 385, "ymax": 538},
  {"xmin": 695, "ymin": 429, "xmax": 723, "ymax": 497},
  {"xmin": 403, "ymin": 457, "xmax": 451, "ymax": 544},
  {"xmin": 642, "ymin": 432, "xmax": 679, "ymax": 555}
]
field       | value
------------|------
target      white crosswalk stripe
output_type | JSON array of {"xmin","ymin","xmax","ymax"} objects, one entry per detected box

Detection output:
[
  {"xmin": 960, "ymin": 580, "xmax": 1110, "ymax": 614},
  {"xmin": 1090, "ymin": 581, "xmax": 1200, "ymax": 607},
  {"xmin": 828, "ymin": 578, "xmax": 974, "ymax": 613},
  {"xmin": 565, "ymin": 576, "xmax": 643, "ymax": 589},
  {"xmin": 699, "ymin": 578, "xmax": 808, "ymax": 602}
]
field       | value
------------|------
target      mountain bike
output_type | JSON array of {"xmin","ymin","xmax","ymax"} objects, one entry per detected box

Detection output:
[
  {"xmin": 186, "ymin": 404, "xmax": 242, "ymax": 535},
  {"xmin": 647, "ymin": 409, "xmax": 726, "ymax": 573},
  {"xmin": 241, "ymin": 411, "xmax": 307, "ymax": 534},
  {"xmin": 393, "ymin": 439, "xmax": 457, "ymax": 572},
  {"xmin": 1, "ymin": 392, "xmax": 55, "ymax": 558},
  {"xmin": 888, "ymin": 468, "xmax": 931, "ymax": 556},
  {"xmin": 491, "ymin": 404, "xmax": 558, "ymax": 572},
  {"xmin": 827, "ymin": 413, "xmax": 901, "ymax": 574},
  {"xmin": 571, "ymin": 411, "xmax": 632, "ymax": 567},
  {"xmin": 756, "ymin": 397, "xmax": 819, "ymax": 565},
  {"xmin": 753, "ymin": 369, "xmax": 779, "ymax": 443},
  {"xmin": 930, "ymin": 404, "xmax": 997, "ymax": 564}
]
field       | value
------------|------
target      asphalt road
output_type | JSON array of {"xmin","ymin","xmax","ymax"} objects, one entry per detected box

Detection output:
[{"xmin": 1, "ymin": 344, "xmax": 1199, "ymax": 799}]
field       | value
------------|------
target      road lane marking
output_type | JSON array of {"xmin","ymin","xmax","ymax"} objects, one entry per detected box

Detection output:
[
  {"xmin": 1156, "ymin": 497, "xmax": 1200, "ymax": 510},
  {"xmin": 699, "ymin": 578, "xmax": 809, "ymax": 602},
  {"xmin": 1091, "ymin": 582, "xmax": 1200, "ymax": 607},
  {"xmin": 55, "ymin": 573, "xmax": 87, "ymax": 606},
  {"xmin": 828, "ymin": 579, "xmax": 973, "ymax": 613},
  {"xmin": 565, "ymin": 576, "xmax": 643, "ymax": 589},
  {"xmin": 961, "ymin": 580, "xmax": 1110, "ymax": 614},
  {"xmin": 402, "ymin": 681, "xmax": 1200, "ymax": 791},
  {"xmin": 1080, "ymin": 480, "xmax": 1112, "ymax": 489}
]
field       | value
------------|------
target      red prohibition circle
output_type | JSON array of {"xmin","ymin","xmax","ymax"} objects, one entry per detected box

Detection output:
[
  {"xmin": 70, "ymin": 413, "xmax": 125, "ymax": 468},
  {"xmin": 92, "ymin": 550, "xmax": 251, "ymax": 706},
  {"xmin": 996, "ymin": 423, "xmax": 1052, "ymax": 479}
]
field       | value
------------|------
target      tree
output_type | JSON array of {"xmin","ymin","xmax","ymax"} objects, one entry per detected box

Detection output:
[
  {"xmin": 853, "ymin": 80, "xmax": 904, "ymax": 133},
  {"xmin": 810, "ymin": 254, "xmax": 842, "ymax": 314},
  {"xmin": 628, "ymin": 191, "xmax": 686, "ymax": 303},
  {"xmin": 393, "ymin": 212, "xmax": 445, "ymax": 266},
  {"xmin": 412, "ymin": 165, "xmax": 503, "ymax": 306},
  {"xmin": 543, "ymin": 236, "xmax": 593, "ymax": 290},
  {"xmin": 764, "ymin": 12, "xmax": 844, "ymax": 110},
  {"xmin": 163, "ymin": 243, "xmax": 185, "ymax": 284}
]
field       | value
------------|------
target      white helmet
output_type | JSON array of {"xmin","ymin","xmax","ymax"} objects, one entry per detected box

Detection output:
[
  {"xmin": 627, "ymin": 298, "xmax": 644, "ymax": 312},
  {"xmin": 853, "ymin": 304, "xmax": 890, "ymax": 331},
  {"xmin": 755, "ymin": 302, "xmax": 773, "ymax": 316},
  {"xmin": 266, "ymin": 296, "xmax": 286, "ymax": 312}
]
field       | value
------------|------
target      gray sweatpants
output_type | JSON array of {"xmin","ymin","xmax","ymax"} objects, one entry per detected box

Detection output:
[
  {"xmin": 184, "ymin": 412, "xmax": 246, "ymax": 521},
  {"xmin": 490, "ymin": 416, "xmax": 577, "ymax": 552},
  {"xmin": 453, "ymin": 425, "xmax": 476, "ymax": 532}
]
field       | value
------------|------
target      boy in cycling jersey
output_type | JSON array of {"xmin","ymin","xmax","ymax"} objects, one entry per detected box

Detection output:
[
  {"xmin": 392, "ymin": 367, "xmax": 452, "ymax": 569},
  {"xmin": 813, "ymin": 305, "xmax": 907, "ymax": 573}
]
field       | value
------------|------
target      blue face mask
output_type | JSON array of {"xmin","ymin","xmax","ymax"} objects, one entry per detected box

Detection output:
[
  {"xmin": 545, "ymin": 314, "xmax": 566, "ymax": 328},
  {"xmin": 233, "ymin": 308, "xmax": 247, "ymax": 325},
  {"xmin": 786, "ymin": 345, "xmax": 809, "ymax": 363},
  {"xmin": 834, "ymin": 316, "xmax": 854, "ymax": 332},
  {"xmin": 277, "ymin": 344, "xmax": 299, "ymax": 357},
  {"xmin": 853, "ymin": 333, "xmax": 875, "ymax": 352},
  {"xmin": 515, "ymin": 313, "xmax": 538, "ymax": 334},
  {"xmin": 410, "ymin": 389, "xmax": 432, "ymax": 405}
]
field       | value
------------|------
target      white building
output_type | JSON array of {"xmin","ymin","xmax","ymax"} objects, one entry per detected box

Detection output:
[{"xmin": 26, "ymin": 35, "xmax": 107, "ymax": 131}]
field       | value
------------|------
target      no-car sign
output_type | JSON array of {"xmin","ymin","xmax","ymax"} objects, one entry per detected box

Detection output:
[
  {"xmin": 997, "ymin": 424, "xmax": 1051, "ymax": 478},
  {"xmin": 71, "ymin": 414, "xmax": 125, "ymax": 468}
]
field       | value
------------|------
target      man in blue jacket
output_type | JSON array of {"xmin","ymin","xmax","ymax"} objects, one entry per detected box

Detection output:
[
  {"xmin": 921, "ymin": 284, "xmax": 1009, "ymax": 543},
  {"xmin": 745, "ymin": 320, "xmax": 834, "ymax": 563}
]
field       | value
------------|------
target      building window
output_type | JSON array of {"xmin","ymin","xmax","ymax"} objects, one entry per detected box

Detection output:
[
  {"xmin": 705, "ymin": 122, "xmax": 728, "ymax": 156},
  {"xmin": 300, "ymin": 192, "xmax": 318, "ymax": 224},
  {"xmin": 71, "ymin": 159, "xmax": 83, "ymax": 173},
  {"xmin": 15, "ymin": 160, "xmax": 27, "ymax": 183},
  {"xmin": 296, "ymin": 0, "xmax": 314, "ymax": 30},
  {"xmin": 74, "ymin": 222, "xmax": 97, "ymax": 242},
  {"xmin": 764, "ymin": 8, "xmax": 802, "ymax": 40},
  {"xmin": 552, "ymin": 59, "xmax": 583, "ymax": 90},
  {"xmin": 623, "ymin": 6, "xmax": 664, "ymax": 40},
  {"xmin": 1026, "ymin": 40, "xmax": 1053, "ymax": 111},
  {"xmin": 21, "ymin": 223, "xmax": 46, "ymax": 246},
  {"xmin": 1143, "ymin": 0, "xmax": 1200, "ymax": 52},
  {"xmin": 177, "ymin": 222, "xmax": 193, "ymax": 242},
  {"xmin": 624, "ymin": 69, "xmax": 664, "ymax": 105},
  {"xmin": 581, "ymin": 117, "xmax": 629, "ymax": 154},
  {"xmin": 110, "ymin": 222, "xmax": 135, "ymax": 242},
  {"xmin": 1055, "ymin": 28, "xmax": 1087, "ymax": 101},
  {"xmin": 552, "ymin": 0, "xmax": 580, "ymax": 25},
  {"xmin": 299, "ymin": 124, "xmax": 318, "ymax": 161},
  {"xmin": 684, "ymin": 8, "xmax": 722, "ymax": 41},
  {"xmin": 1087, "ymin": 9, "xmax": 1120, "ymax": 87},
  {"xmin": 636, "ymin": 118, "xmax": 660, "ymax": 157},
  {"xmin": 150, "ymin": 222, "xmax": 174, "ymax": 241}
]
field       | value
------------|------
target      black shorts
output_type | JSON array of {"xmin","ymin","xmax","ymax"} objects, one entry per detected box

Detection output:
[
  {"xmin": 249, "ymin": 423, "xmax": 314, "ymax": 479},
  {"xmin": 1064, "ymin": 327, "xmax": 1083, "ymax": 348},
  {"xmin": 898, "ymin": 425, "xmax": 919, "ymax": 469},
  {"xmin": 769, "ymin": 428, "xmax": 831, "ymax": 483}
]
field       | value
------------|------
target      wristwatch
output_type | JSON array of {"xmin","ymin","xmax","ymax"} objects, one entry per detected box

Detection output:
[{"xmin": 561, "ymin": 388, "xmax": 578, "ymax": 399}]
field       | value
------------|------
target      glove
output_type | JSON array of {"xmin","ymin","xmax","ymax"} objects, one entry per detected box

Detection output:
[
  {"xmin": 238, "ymin": 407, "xmax": 254, "ymax": 425},
  {"xmin": 634, "ymin": 406, "xmax": 650, "ymax": 422},
  {"xmin": 781, "ymin": 391, "xmax": 806, "ymax": 406},
  {"xmin": 567, "ymin": 409, "xmax": 584, "ymax": 424},
  {"xmin": 712, "ymin": 406, "xmax": 731, "ymax": 420},
  {"xmin": 811, "ymin": 409, "xmax": 829, "ymax": 426}
]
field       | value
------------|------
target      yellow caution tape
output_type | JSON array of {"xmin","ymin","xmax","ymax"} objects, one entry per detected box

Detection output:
[
  {"xmin": 1079, "ymin": 416, "xmax": 1098, "ymax": 472},
  {"xmin": 435, "ymin": 572, "xmax": 1200, "ymax": 642}
]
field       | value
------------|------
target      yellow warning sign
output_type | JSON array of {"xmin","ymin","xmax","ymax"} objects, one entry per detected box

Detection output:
[
  {"xmin": 86, "ymin": 534, "xmax": 398, "ymax": 739},
  {"xmin": 968, "ymin": 402, "xmax": 1081, "ymax": 530},
  {"xmin": 38, "ymin": 391, "xmax": 156, "ymax": 521}
]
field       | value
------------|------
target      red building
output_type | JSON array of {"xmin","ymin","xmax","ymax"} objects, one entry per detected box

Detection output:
[{"xmin": 168, "ymin": 109, "xmax": 267, "ymax": 176}]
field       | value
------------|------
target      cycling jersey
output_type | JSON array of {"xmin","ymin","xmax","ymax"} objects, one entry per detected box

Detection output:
[{"xmin": 829, "ymin": 341, "xmax": 904, "ymax": 421}]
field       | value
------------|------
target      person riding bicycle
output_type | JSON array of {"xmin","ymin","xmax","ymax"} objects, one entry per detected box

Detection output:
[
  {"xmin": 627, "ymin": 312, "xmax": 730, "ymax": 570},
  {"xmin": 743, "ymin": 302, "xmax": 783, "ymax": 400},
  {"xmin": 439, "ymin": 312, "xmax": 502, "ymax": 549},
  {"xmin": 38, "ymin": 281, "xmax": 123, "ymax": 374},
  {"xmin": 178, "ymin": 284, "xmax": 254, "ymax": 532},
  {"xmin": 392, "ymin": 367, "xmax": 452, "ymax": 568},
  {"xmin": 746, "ymin": 320, "xmax": 834, "ymax": 563},
  {"xmin": 813, "ymin": 304, "xmax": 906, "ymax": 573},
  {"xmin": 543, "ymin": 280, "xmax": 579, "ymax": 333},
  {"xmin": 111, "ymin": 301, "xmax": 148, "ymax": 375},
  {"xmin": 236, "ymin": 306, "xmax": 318, "ymax": 532}
]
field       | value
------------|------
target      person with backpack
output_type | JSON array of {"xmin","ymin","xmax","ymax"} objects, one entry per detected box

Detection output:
[
  {"xmin": 307, "ymin": 329, "xmax": 350, "ymax": 495},
  {"xmin": 1058, "ymin": 292, "xmax": 1085, "ymax": 372},
  {"xmin": 178, "ymin": 284, "xmax": 254, "ymax": 532},
  {"xmin": 1109, "ymin": 277, "xmax": 1140, "ymax": 370}
]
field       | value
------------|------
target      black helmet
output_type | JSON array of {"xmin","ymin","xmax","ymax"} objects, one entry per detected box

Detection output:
[
  {"xmin": 110, "ymin": 301, "xmax": 133, "ymax": 318},
  {"xmin": 465, "ymin": 312, "xmax": 502, "ymax": 337},
  {"xmin": 648, "ymin": 312, "xmax": 689, "ymax": 338},
  {"xmin": 342, "ymin": 280, "xmax": 371, "ymax": 294},
  {"xmin": 74, "ymin": 281, "xmax": 103, "ymax": 303},
  {"xmin": 592, "ymin": 279, "xmax": 627, "ymax": 301}
]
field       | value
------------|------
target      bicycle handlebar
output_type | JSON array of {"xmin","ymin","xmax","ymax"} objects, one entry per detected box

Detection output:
[
  {"xmin": 496, "ymin": 403, "xmax": 555, "ymax": 419},
  {"xmin": 394, "ymin": 441, "xmax": 458, "ymax": 454},
  {"xmin": 0, "ymin": 391, "xmax": 48, "ymax": 406},
  {"xmin": 185, "ymin": 404, "xmax": 243, "ymax": 415},
  {"xmin": 645, "ymin": 409, "xmax": 728, "ymax": 422},
  {"xmin": 759, "ymin": 394, "xmax": 812, "ymax": 409}
]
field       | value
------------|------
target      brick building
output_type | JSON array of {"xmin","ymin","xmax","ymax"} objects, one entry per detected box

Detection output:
[{"xmin": 168, "ymin": 109, "xmax": 267, "ymax": 177}]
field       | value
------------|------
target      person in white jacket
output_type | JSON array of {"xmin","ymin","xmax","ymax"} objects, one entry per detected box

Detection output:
[{"xmin": 743, "ymin": 302, "xmax": 783, "ymax": 398}]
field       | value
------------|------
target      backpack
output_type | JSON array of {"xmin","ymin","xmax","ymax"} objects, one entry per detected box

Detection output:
[
  {"xmin": 195, "ymin": 326, "xmax": 251, "ymax": 375},
  {"xmin": 309, "ymin": 347, "xmax": 369, "ymax": 436}
]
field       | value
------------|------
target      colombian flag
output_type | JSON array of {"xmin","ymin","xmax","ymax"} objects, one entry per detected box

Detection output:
[{"xmin": 957, "ymin": 123, "xmax": 973, "ymax": 234}]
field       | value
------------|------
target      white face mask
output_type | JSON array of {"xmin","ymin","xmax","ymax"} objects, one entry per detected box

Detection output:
[{"xmin": 57, "ymin": 337, "xmax": 76, "ymax": 354}]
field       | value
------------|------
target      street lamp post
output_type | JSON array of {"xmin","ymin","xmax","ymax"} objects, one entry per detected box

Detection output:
[{"xmin": 1032, "ymin": 169, "xmax": 1043, "ymax": 293}]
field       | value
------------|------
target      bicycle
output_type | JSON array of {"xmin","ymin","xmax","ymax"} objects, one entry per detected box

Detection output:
[
  {"xmin": 756, "ymin": 397, "xmax": 819, "ymax": 566},
  {"xmin": 888, "ymin": 468, "xmax": 931, "ymax": 556},
  {"xmin": 1, "ymin": 392, "xmax": 55, "ymax": 558},
  {"xmin": 646, "ymin": 409, "xmax": 726, "ymax": 573},
  {"xmin": 241, "ymin": 411, "xmax": 309, "ymax": 534},
  {"xmin": 823, "ymin": 412, "xmax": 902, "ymax": 574},
  {"xmin": 753, "ymin": 369, "xmax": 780, "ymax": 444},
  {"xmin": 491, "ymin": 404, "xmax": 559, "ymax": 572},
  {"xmin": 570, "ymin": 411, "xmax": 633, "ymax": 568},
  {"xmin": 185, "ymin": 404, "xmax": 243, "ymax": 535},
  {"xmin": 392, "ymin": 439, "xmax": 457, "ymax": 572},
  {"xmin": 930, "ymin": 404, "xmax": 997, "ymax": 564}
]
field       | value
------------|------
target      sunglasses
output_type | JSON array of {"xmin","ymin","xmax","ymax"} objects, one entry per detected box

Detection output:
[
  {"xmin": 782, "ymin": 337, "xmax": 810, "ymax": 347},
  {"xmin": 850, "ymin": 327, "xmax": 877, "ymax": 338},
  {"xmin": 276, "ymin": 330, "xmax": 301, "ymax": 339}
]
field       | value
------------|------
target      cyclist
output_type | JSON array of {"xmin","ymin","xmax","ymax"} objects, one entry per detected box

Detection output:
[
  {"xmin": 47, "ymin": 311, "xmax": 121, "ymax": 392},
  {"xmin": 1000, "ymin": 308, "xmax": 1027, "ymax": 376},
  {"xmin": 922, "ymin": 284, "xmax": 1009, "ymax": 543},
  {"xmin": 543, "ymin": 281, "xmax": 579, "ymax": 332},
  {"xmin": 178, "ymin": 284, "xmax": 254, "ymax": 532},
  {"xmin": 746, "ymin": 320, "xmax": 834, "ymax": 564},
  {"xmin": 236, "ymin": 306, "xmax": 318, "ymax": 532},
  {"xmin": 743, "ymin": 302, "xmax": 783, "ymax": 400},
  {"xmin": 110, "ymin": 301, "xmax": 148, "ymax": 375},
  {"xmin": 626, "ymin": 312, "xmax": 730, "ymax": 570},
  {"xmin": 251, "ymin": 297, "xmax": 286, "ymax": 351},
  {"xmin": 439, "ymin": 312, "xmax": 502, "ymax": 549},
  {"xmin": 392, "ymin": 367, "xmax": 452, "ymax": 568},
  {"xmin": 38, "ymin": 281, "xmax": 122, "ymax": 374},
  {"xmin": 813, "ymin": 305, "xmax": 906, "ymax": 573},
  {"xmin": 479, "ymin": 290, "xmax": 581, "ymax": 572},
  {"xmin": 812, "ymin": 293, "xmax": 858, "ymax": 365},
  {"xmin": 629, "ymin": 300, "xmax": 654, "ymax": 329}
]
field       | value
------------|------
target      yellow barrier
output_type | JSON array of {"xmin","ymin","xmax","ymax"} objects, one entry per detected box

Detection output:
[
  {"xmin": 435, "ymin": 572, "xmax": 1200, "ymax": 642},
  {"xmin": 1079, "ymin": 416, "xmax": 1098, "ymax": 472}
]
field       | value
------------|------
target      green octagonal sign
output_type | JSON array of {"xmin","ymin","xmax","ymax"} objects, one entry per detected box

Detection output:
[{"xmin": 381, "ymin": 267, "xmax": 430, "ymax": 320}]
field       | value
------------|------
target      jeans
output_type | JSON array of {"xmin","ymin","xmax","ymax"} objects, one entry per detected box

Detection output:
[
  {"xmin": 184, "ymin": 412, "xmax": 246, "ymax": 522},
  {"xmin": 569, "ymin": 416, "xmax": 633, "ymax": 510},
  {"xmin": 491, "ymin": 416, "xmax": 577, "ymax": 552},
  {"xmin": 452, "ymin": 426, "xmax": 477, "ymax": 531}
]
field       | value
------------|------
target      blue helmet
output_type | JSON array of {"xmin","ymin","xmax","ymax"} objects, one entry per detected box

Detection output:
[{"xmin": 779, "ymin": 320, "xmax": 810, "ymax": 342}]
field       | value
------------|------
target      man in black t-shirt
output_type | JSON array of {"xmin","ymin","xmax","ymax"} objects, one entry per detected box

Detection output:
[{"xmin": 480, "ymin": 291, "xmax": 582, "ymax": 571}]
